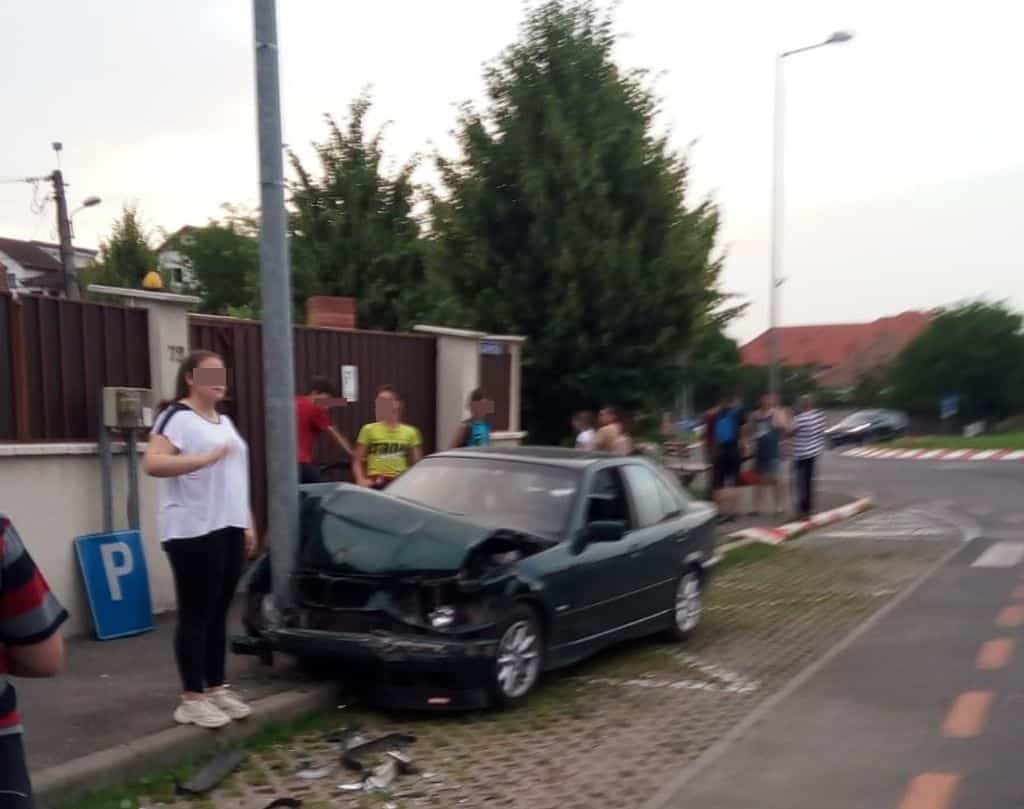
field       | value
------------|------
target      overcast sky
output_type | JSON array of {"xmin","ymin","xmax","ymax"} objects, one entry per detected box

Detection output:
[{"xmin": 2, "ymin": 0, "xmax": 1021, "ymax": 343}]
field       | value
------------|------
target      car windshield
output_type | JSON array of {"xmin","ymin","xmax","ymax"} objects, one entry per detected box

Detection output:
[
  {"xmin": 386, "ymin": 457, "xmax": 580, "ymax": 539},
  {"xmin": 838, "ymin": 410, "xmax": 881, "ymax": 428}
]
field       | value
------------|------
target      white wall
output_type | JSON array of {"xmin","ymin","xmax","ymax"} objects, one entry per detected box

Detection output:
[{"xmin": 0, "ymin": 444, "xmax": 174, "ymax": 638}]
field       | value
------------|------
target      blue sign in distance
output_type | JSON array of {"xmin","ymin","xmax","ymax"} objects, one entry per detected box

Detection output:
[
  {"xmin": 941, "ymin": 394, "xmax": 960, "ymax": 421},
  {"xmin": 74, "ymin": 530, "xmax": 154, "ymax": 640}
]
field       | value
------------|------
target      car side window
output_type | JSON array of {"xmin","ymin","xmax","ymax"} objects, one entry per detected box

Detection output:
[
  {"xmin": 655, "ymin": 477, "xmax": 684, "ymax": 518},
  {"xmin": 586, "ymin": 468, "xmax": 631, "ymax": 529},
  {"xmin": 622, "ymin": 465, "xmax": 670, "ymax": 528}
]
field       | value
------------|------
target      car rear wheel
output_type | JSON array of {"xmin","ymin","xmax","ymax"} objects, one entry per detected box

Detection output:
[
  {"xmin": 491, "ymin": 604, "xmax": 544, "ymax": 707},
  {"xmin": 667, "ymin": 568, "xmax": 703, "ymax": 641}
]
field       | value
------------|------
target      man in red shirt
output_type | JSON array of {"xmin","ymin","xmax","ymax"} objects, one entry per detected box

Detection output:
[
  {"xmin": 1, "ymin": 515, "xmax": 68, "ymax": 807},
  {"xmin": 295, "ymin": 376, "xmax": 352, "ymax": 484}
]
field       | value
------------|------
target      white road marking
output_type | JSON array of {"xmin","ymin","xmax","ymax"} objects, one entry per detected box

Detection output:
[
  {"xmin": 1004, "ymin": 450, "xmax": 1024, "ymax": 461},
  {"xmin": 971, "ymin": 450, "xmax": 1000, "ymax": 461},
  {"xmin": 971, "ymin": 542, "xmax": 1024, "ymax": 568},
  {"xmin": 919, "ymin": 450, "xmax": 946, "ymax": 460},
  {"xmin": 943, "ymin": 449, "xmax": 972, "ymax": 460}
]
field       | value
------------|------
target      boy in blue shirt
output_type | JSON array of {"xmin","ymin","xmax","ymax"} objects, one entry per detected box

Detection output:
[{"xmin": 450, "ymin": 388, "xmax": 492, "ymax": 448}]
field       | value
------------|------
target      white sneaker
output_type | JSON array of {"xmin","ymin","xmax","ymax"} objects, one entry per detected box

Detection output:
[
  {"xmin": 174, "ymin": 698, "xmax": 231, "ymax": 729},
  {"xmin": 208, "ymin": 686, "xmax": 252, "ymax": 720}
]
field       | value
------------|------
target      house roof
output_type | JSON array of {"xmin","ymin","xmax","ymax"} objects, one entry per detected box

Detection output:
[
  {"xmin": 0, "ymin": 237, "xmax": 63, "ymax": 273},
  {"xmin": 741, "ymin": 311, "xmax": 933, "ymax": 387},
  {"xmin": 28, "ymin": 240, "xmax": 97, "ymax": 257},
  {"xmin": 156, "ymin": 225, "xmax": 199, "ymax": 253}
]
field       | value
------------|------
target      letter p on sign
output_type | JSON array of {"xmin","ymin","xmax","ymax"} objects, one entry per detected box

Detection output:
[
  {"xmin": 75, "ymin": 530, "xmax": 154, "ymax": 639},
  {"xmin": 100, "ymin": 541, "xmax": 134, "ymax": 601}
]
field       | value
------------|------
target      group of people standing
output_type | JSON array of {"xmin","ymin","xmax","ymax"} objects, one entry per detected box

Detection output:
[
  {"xmin": 573, "ymin": 406, "xmax": 635, "ymax": 455},
  {"xmin": 705, "ymin": 392, "xmax": 826, "ymax": 523}
]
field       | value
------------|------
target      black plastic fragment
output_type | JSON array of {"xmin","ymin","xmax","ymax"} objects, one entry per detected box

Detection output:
[
  {"xmin": 262, "ymin": 799, "xmax": 302, "ymax": 809},
  {"xmin": 176, "ymin": 749, "xmax": 245, "ymax": 795}
]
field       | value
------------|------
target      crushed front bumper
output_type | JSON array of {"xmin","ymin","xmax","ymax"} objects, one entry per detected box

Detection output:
[{"xmin": 231, "ymin": 627, "xmax": 499, "ymax": 709}]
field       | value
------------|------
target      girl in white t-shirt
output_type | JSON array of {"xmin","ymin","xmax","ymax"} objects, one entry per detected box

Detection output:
[{"xmin": 144, "ymin": 350, "xmax": 257, "ymax": 729}]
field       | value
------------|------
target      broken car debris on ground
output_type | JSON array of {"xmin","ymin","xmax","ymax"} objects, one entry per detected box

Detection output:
[{"xmin": 295, "ymin": 725, "xmax": 419, "ymax": 794}]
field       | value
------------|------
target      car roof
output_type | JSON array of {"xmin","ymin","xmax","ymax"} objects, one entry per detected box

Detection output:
[{"xmin": 431, "ymin": 445, "xmax": 629, "ymax": 470}]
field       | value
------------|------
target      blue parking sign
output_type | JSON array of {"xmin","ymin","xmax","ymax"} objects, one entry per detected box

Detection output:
[{"xmin": 74, "ymin": 530, "xmax": 154, "ymax": 640}]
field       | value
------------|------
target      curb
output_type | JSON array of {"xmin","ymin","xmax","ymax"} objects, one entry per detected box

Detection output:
[
  {"xmin": 722, "ymin": 497, "xmax": 874, "ymax": 549},
  {"xmin": 33, "ymin": 683, "xmax": 340, "ymax": 806},
  {"xmin": 843, "ymin": 447, "xmax": 1024, "ymax": 462}
]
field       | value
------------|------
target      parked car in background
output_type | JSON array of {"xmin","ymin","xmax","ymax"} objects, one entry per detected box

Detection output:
[
  {"xmin": 233, "ymin": 447, "xmax": 719, "ymax": 709},
  {"xmin": 825, "ymin": 409, "xmax": 909, "ymax": 447}
]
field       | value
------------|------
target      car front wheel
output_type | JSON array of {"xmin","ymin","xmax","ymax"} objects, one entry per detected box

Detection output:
[
  {"xmin": 667, "ymin": 568, "xmax": 704, "ymax": 641},
  {"xmin": 491, "ymin": 604, "xmax": 544, "ymax": 707}
]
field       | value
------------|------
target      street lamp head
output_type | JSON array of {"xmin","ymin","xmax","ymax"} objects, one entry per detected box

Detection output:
[
  {"xmin": 81, "ymin": 196, "xmax": 102, "ymax": 208},
  {"xmin": 826, "ymin": 30, "xmax": 854, "ymax": 45}
]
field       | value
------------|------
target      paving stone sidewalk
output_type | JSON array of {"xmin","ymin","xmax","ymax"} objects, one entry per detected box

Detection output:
[{"xmin": 69, "ymin": 523, "xmax": 958, "ymax": 809}]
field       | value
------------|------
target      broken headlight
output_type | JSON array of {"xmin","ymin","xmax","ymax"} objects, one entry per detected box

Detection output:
[{"xmin": 427, "ymin": 605, "xmax": 457, "ymax": 629}]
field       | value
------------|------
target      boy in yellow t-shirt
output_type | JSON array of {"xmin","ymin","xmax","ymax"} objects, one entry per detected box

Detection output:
[{"xmin": 355, "ymin": 385, "xmax": 423, "ymax": 488}]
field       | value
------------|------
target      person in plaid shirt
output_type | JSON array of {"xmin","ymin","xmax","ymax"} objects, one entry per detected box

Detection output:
[{"xmin": 1, "ymin": 516, "xmax": 68, "ymax": 808}]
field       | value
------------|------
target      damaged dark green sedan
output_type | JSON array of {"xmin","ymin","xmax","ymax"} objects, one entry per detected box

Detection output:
[{"xmin": 232, "ymin": 447, "xmax": 720, "ymax": 708}]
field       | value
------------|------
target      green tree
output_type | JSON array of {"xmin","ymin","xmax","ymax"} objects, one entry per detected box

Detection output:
[
  {"xmin": 289, "ymin": 93, "xmax": 428, "ymax": 331},
  {"xmin": 173, "ymin": 206, "xmax": 260, "ymax": 316},
  {"xmin": 685, "ymin": 323, "xmax": 742, "ymax": 412},
  {"xmin": 85, "ymin": 204, "xmax": 157, "ymax": 290},
  {"xmin": 888, "ymin": 301, "xmax": 1024, "ymax": 422},
  {"xmin": 429, "ymin": 1, "xmax": 727, "ymax": 442}
]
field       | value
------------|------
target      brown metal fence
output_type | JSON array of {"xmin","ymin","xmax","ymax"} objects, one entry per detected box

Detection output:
[
  {"xmin": 189, "ymin": 315, "xmax": 437, "ymax": 528},
  {"xmin": 0, "ymin": 293, "xmax": 150, "ymax": 441}
]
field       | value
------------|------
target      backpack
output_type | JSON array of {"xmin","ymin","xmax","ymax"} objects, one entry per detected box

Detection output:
[{"xmin": 715, "ymin": 408, "xmax": 738, "ymax": 444}]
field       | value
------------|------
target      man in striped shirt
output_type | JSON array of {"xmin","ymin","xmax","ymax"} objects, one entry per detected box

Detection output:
[
  {"xmin": 790, "ymin": 395, "xmax": 826, "ymax": 519},
  {"xmin": 1, "ymin": 516, "xmax": 68, "ymax": 808}
]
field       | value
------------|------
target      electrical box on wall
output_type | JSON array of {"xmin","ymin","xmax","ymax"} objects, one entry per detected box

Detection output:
[{"xmin": 102, "ymin": 387, "xmax": 154, "ymax": 430}]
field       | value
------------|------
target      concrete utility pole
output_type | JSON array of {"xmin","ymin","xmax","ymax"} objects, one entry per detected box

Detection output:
[
  {"xmin": 253, "ymin": 0, "xmax": 300, "ymax": 608},
  {"xmin": 50, "ymin": 142, "xmax": 78, "ymax": 300}
]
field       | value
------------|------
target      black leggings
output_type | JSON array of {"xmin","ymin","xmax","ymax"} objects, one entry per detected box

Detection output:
[
  {"xmin": 0, "ymin": 734, "xmax": 33, "ymax": 809},
  {"xmin": 164, "ymin": 527, "xmax": 245, "ymax": 694},
  {"xmin": 795, "ymin": 457, "xmax": 817, "ymax": 517}
]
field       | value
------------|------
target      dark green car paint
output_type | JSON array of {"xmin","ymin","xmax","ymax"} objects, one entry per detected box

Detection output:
[
  {"xmin": 306, "ymin": 485, "xmax": 553, "ymax": 574},
  {"xmin": 233, "ymin": 448, "xmax": 719, "ymax": 706}
]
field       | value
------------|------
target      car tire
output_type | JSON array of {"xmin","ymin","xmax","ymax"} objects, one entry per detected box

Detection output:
[
  {"xmin": 666, "ymin": 567, "xmax": 704, "ymax": 641},
  {"xmin": 490, "ymin": 603, "xmax": 544, "ymax": 708}
]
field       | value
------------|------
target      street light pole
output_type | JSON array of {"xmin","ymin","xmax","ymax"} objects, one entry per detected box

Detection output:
[
  {"xmin": 768, "ymin": 30, "xmax": 854, "ymax": 396},
  {"xmin": 768, "ymin": 53, "xmax": 785, "ymax": 397},
  {"xmin": 253, "ymin": 0, "xmax": 300, "ymax": 609}
]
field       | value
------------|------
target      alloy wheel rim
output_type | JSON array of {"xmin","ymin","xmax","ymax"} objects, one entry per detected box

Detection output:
[
  {"xmin": 496, "ymin": 619, "xmax": 541, "ymax": 698},
  {"xmin": 675, "ymin": 573, "xmax": 702, "ymax": 633}
]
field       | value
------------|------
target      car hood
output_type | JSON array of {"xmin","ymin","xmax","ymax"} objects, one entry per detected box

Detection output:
[{"xmin": 302, "ymin": 484, "xmax": 554, "ymax": 576}]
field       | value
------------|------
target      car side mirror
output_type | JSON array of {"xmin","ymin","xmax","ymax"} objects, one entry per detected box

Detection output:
[{"xmin": 585, "ymin": 520, "xmax": 626, "ymax": 544}]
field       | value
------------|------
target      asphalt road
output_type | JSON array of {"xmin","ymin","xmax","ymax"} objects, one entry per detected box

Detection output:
[{"xmin": 659, "ymin": 450, "xmax": 1024, "ymax": 809}]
